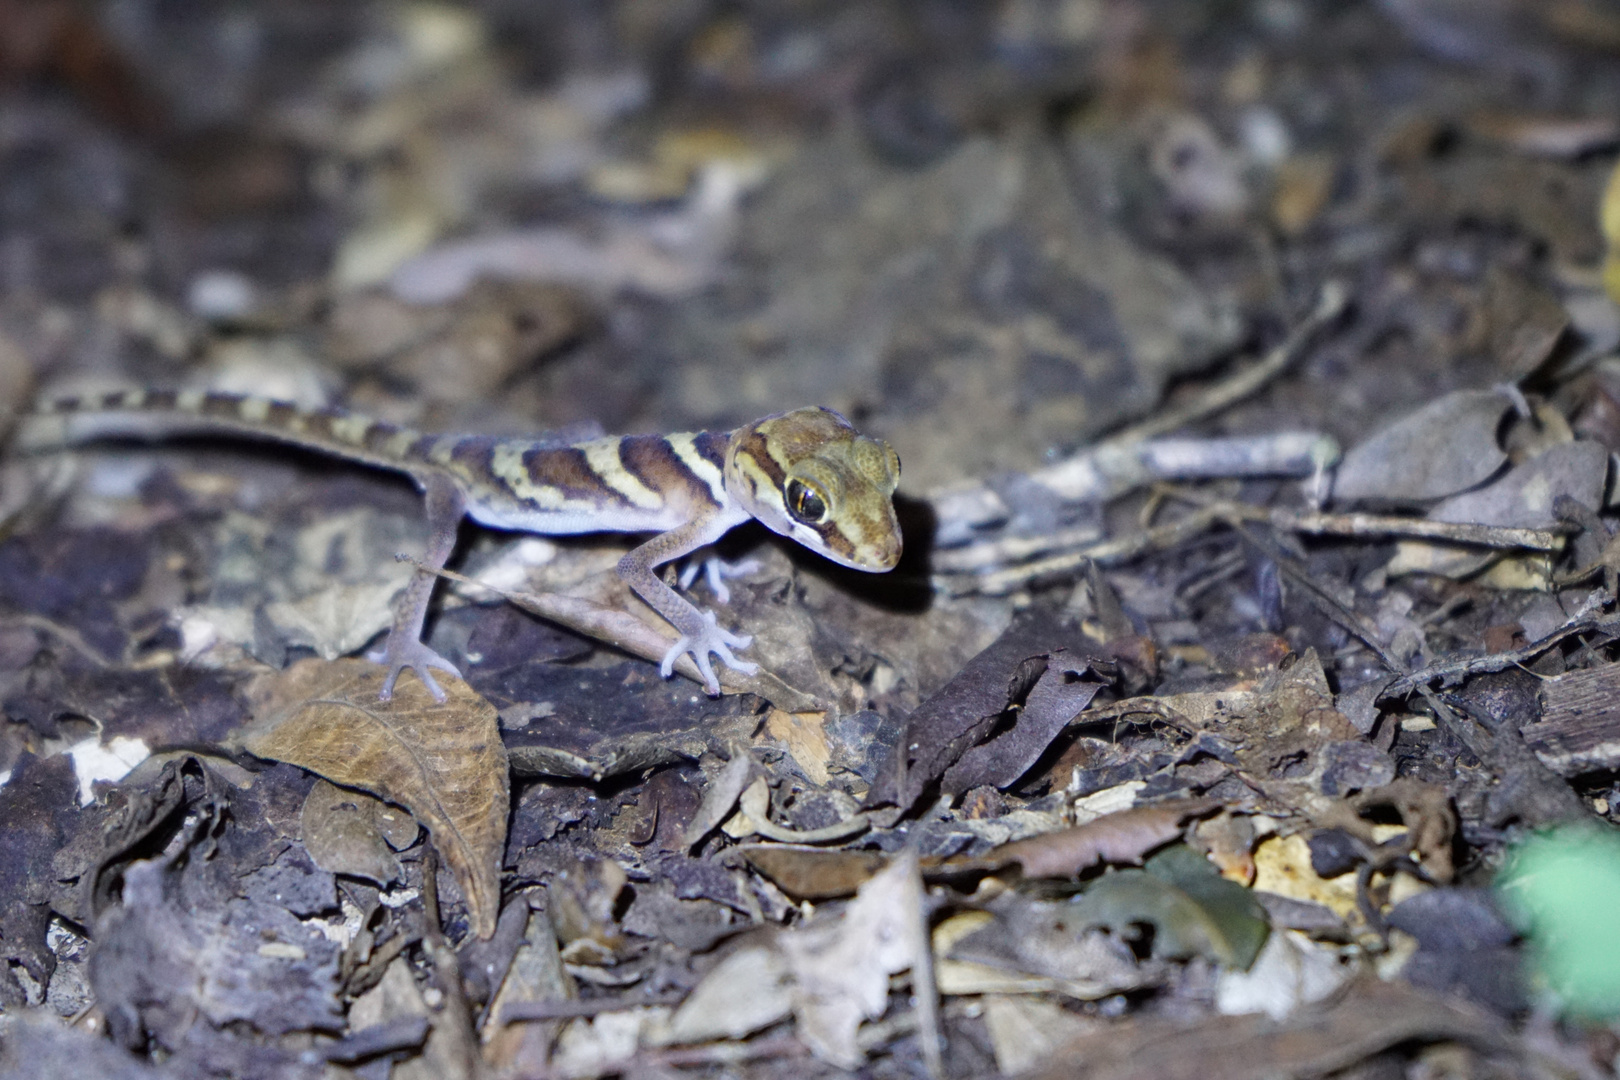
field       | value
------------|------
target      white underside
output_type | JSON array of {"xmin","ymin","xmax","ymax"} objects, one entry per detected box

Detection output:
[{"xmin": 463, "ymin": 496, "xmax": 750, "ymax": 544}]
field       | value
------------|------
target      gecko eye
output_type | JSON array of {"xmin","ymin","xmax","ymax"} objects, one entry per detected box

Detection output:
[{"xmin": 785, "ymin": 479, "xmax": 828, "ymax": 524}]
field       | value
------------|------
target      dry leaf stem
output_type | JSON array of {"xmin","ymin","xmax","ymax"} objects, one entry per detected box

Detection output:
[{"xmin": 420, "ymin": 843, "xmax": 483, "ymax": 1080}]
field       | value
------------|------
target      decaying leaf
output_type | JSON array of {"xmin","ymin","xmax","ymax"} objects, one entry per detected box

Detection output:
[
  {"xmin": 1333, "ymin": 389, "xmax": 1510, "ymax": 504},
  {"xmin": 673, "ymin": 850, "xmax": 932, "ymax": 1067},
  {"xmin": 299, "ymin": 778, "xmax": 417, "ymax": 886},
  {"xmin": 1483, "ymin": 264, "xmax": 1568, "ymax": 380},
  {"xmin": 667, "ymin": 945, "xmax": 794, "ymax": 1044},
  {"xmin": 348, "ymin": 955, "xmax": 456, "ymax": 1080},
  {"xmin": 93, "ymin": 857, "xmax": 343, "ymax": 1051},
  {"xmin": 484, "ymin": 904, "xmax": 575, "ymax": 1071},
  {"xmin": 1018, "ymin": 976, "xmax": 1505, "ymax": 1080},
  {"xmin": 236, "ymin": 658, "xmax": 509, "ymax": 938},
  {"xmin": 1067, "ymin": 845, "xmax": 1270, "ymax": 970},
  {"xmin": 1430, "ymin": 440, "xmax": 1605, "ymax": 530},
  {"xmin": 681, "ymin": 747, "xmax": 755, "ymax": 850},
  {"xmin": 0, "ymin": 753, "xmax": 77, "ymax": 1006},
  {"xmin": 943, "ymin": 896, "xmax": 1157, "ymax": 1000},
  {"xmin": 981, "ymin": 996, "xmax": 1101, "ymax": 1075},
  {"xmin": 1383, "ymin": 436, "xmax": 1605, "ymax": 582},
  {"xmin": 1387, "ymin": 888, "xmax": 1523, "ymax": 1014},
  {"xmin": 547, "ymin": 855, "xmax": 630, "ymax": 966},
  {"xmin": 941, "ymin": 657, "xmax": 1104, "ymax": 796},
  {"xmin": 1214, "ymin": 928, "xmax": 1352, "ymax": 1020},
  {"xmin": 864, "ymin": 609, "xmax": 1088, "ymax": 816},
  {"xmin": 783, "ymin": 848, "xmax": 931, "ymax": 1068}
]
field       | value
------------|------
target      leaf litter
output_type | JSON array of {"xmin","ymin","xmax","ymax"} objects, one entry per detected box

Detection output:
[{"xmin": 4, "ymin": 2, "xmax": 1620, "ymax": 1078}]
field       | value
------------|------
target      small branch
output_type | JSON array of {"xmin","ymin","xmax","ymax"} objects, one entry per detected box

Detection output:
[
  {"xmin": 935, "ymin": 507, "xmax": 1224, "ymax": 596},
  {"xmin": 1275, "ymin": 510, "xmax": 1567, "ymax": 551},
  {"xmin": 0, "ymin": 614, "xmax": 116, "ymax": 667},
  {"xmin": 1380, "ymin": 604, "xmax": 1617, "ymax": 700},
  {"xmin": 930, "ymin": 282, "xmax": 1349, "ymax": 549},
  {"xmin": 1109, "ymin": 281, "xmax": 1350, "ymax": 445},
  {"xmin": 498, "ymin": 994, "xmax": 687, "ymax": 1024}
]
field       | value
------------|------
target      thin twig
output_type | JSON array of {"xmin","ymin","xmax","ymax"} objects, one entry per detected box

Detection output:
[
  {"xmin": 499, "ymin": 994, "xmax": 687, "ymax": 1024},
  {"xmin": 1380, "ymin": 607, "xmax": 1619, "ymax": 700},
  {"xmin": 0, "ymin": 613, "xmax": 116, "ymax": 666},
  {"xmin": 1272, "ymin": 510, "xmax": 1566, "ymax": 551},
  {"xmin": 929, "ymin": 282, "xmax": 1349, "ymax": 548},
  {"xmin": 1107, "ymin": 280, "xmax": 1349, "ymax": 445},
  {"xmin": 1161, "ymin": 487, "xmax": 1570, "ymax": 551},
  {"xmin": 935, "ymin": 507, "xmax": 1225, "ymax": 596},
  {"xmin": 1229, "ymin": 520, "xmax": 1403, "ymax": 672}
]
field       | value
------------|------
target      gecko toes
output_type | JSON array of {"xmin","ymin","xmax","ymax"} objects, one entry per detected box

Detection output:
[
  {"xmin": 660, "ymin": 610, "xmax": 759, "ymax": 694},
  {"xmin": 372, "ymin": 636, "xmax": 459, "ymax": 703}
]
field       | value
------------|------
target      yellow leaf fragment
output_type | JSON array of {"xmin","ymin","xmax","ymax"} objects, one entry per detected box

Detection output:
[{"xmin": 1602, "ymin": 159, "xmax": 1620, "ymax": 304}]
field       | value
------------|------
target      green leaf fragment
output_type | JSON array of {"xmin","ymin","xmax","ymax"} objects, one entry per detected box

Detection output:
[{"xmin": 1068, "ymin": 844, "xmax": 1270, "ymax": 971}]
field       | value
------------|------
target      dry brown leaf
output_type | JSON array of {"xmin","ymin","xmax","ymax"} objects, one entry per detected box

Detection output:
[
  {"xmin": 237, "ymin": 658, "xmax": 509, "ymax": 938},
  {"xmin": 1018, "ymin": 975, "xmax": 1503, "ymax": 1080},
  {"xmin": 681, "ymin": 747, "xmax": 755, "ymax": 851},
  {"xmin": 935, "ymin": 799, "xmax": 1219, "ymax": 879},
  {"xmin": 738, "ymin": 845, "xmax": 892, "ymax": 900}
]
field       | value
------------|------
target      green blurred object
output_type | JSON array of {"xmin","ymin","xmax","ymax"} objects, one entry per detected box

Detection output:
[{"xmin": 1498, "ymin": 824, "xmax": 1620, "ymax": 1019}]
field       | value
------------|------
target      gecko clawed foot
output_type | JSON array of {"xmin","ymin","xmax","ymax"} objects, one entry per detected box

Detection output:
[
  {"xmin": 368, "ymin": 635, "xmax": 461, "ymax": 703},
  {"xmin": 660, "ymin": 609, "xmax": 758, "ymax": 695},
  {"xmin": 676, "ymin": 552, "xmax": 763, "ymax": 604}
]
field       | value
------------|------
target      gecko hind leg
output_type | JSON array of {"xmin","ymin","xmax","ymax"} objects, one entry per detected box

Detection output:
[{"xmin": 372, "ymin": 474, "xmax": 467, "ymax": 703}]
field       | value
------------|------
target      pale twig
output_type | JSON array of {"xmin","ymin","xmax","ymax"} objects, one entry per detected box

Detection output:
[
  {"xmin": 1275, "ymin": 510, "xmax": 1567, "ymax": 551},
  {"xmin": 1380, "ymin": 607, "xmax": 1618, "ymax": 700},
  {"xmin": 1107, "ymin": 280, "xmax": 1350, "ymax": 445},
  {"xmin": 0, "ymin": 613, "xmax": 117, "ymax": 666},
  {"xmin": 930, "ymin": 281, "xmax": 1349, "ymax": 551},
  {"xmin": 498, "ymin": 994, "xmax": 685, "ymax": 1024},
  {"xmin": 1160, "ymin": 487, "xmax": 1571, "ymax": 552},
  {"xmin": 934, "ymin": 507, "xmax": 1225, "ymax": 596}
]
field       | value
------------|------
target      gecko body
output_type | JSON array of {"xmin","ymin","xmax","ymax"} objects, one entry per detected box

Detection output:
[{"xmin": 27, "ymin": 389, "xmax": 903, "ymax": 698}]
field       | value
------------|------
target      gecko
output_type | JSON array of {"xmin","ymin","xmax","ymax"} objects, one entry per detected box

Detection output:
[{"xmin": 25, "ymin": 389, "xmax": 903, "ymax": 699}]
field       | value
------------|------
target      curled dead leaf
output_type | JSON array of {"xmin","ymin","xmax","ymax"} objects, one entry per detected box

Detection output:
[{"xmin": 299, "ymin": 778, "xmax": 412, "ymax": 887}]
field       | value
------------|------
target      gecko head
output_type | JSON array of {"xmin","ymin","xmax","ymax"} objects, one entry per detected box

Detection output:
[{"xmin": 726, "ymin": 407, "xmax": 902, "ymax": 572}]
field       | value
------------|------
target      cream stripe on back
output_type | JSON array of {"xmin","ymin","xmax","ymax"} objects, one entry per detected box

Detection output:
[{"xmin": 585, "ymin": 438, "xmax": 662, "ymax": 510}]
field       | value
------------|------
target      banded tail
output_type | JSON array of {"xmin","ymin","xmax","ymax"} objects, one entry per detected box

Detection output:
[{"xmin": 25, "ymin": 388, "xmax": 440, "ymax": 478}]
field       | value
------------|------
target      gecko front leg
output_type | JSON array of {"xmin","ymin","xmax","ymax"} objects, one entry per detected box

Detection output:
[
  {"xmin": 617, "ymin": 519, "xmax": 759, "ymax": 694},
  {"xmin": 371, "ymin": 473, "xmax": 467, "ymax": 701}
]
